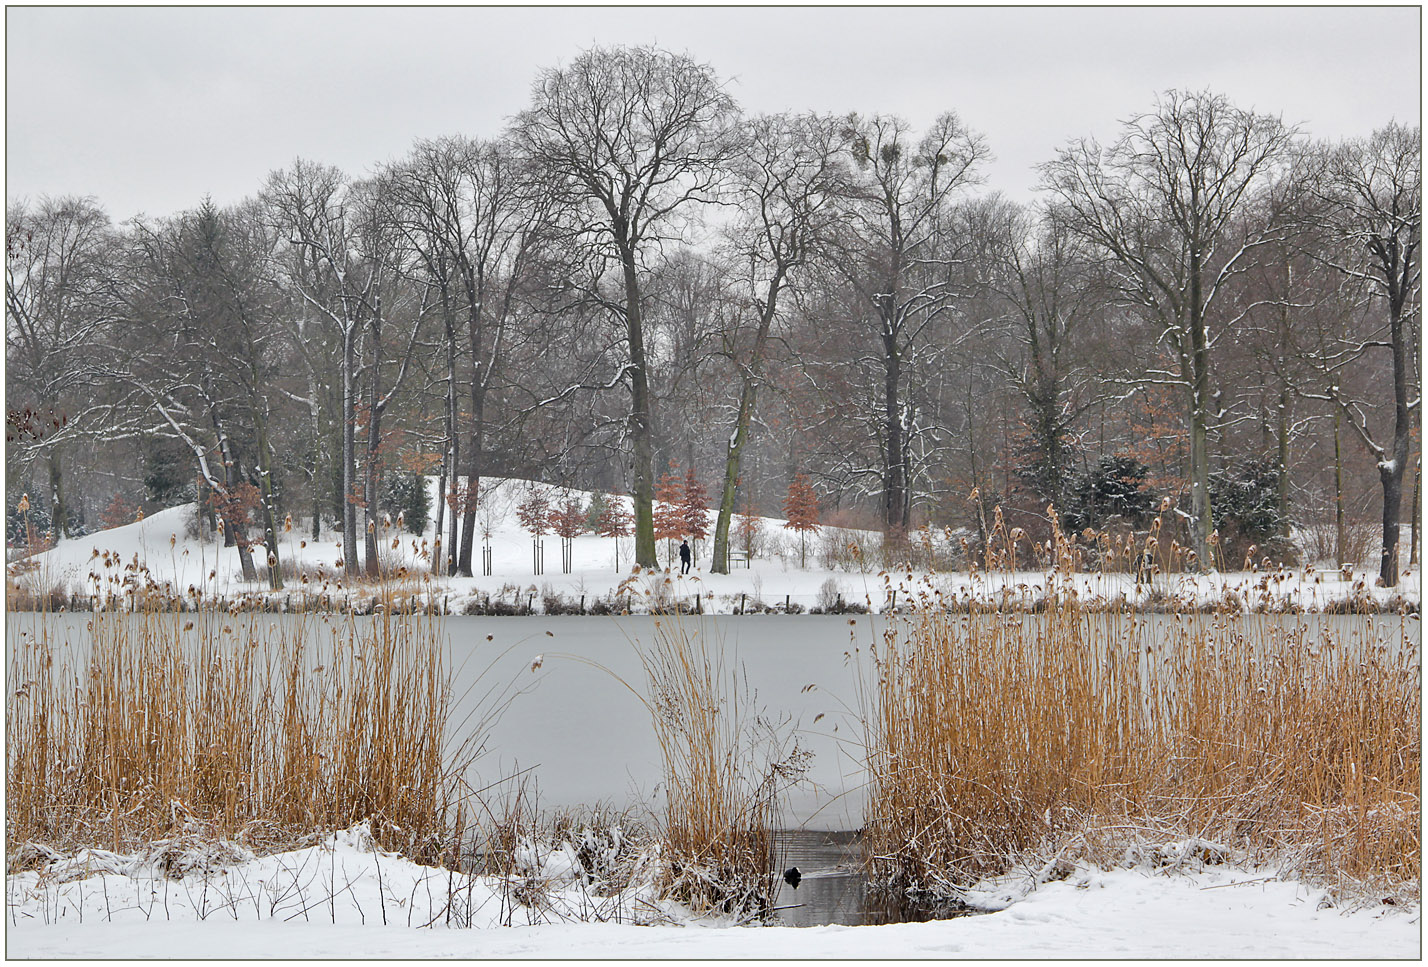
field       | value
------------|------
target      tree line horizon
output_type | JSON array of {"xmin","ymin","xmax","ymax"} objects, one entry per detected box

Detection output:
[{"xmin": 6, "ymin": 45, "xmax": 1420, "ymax": 587}]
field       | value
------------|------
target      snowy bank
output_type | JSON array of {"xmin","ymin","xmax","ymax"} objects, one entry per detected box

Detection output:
[
  {"xmin": 6, "ymin": 827, "xmax": 1417, "ymax": 959},
  {"xmin": 10, "ymin": 478, "xmax": 1420, "ymax": 614}
]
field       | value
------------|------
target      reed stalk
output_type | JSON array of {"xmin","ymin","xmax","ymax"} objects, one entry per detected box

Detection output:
[
  {"xmin": 7, "ymin": 590, "xmax": 476, "ymax": 868},
  {"xmin": 860, "ymin": 511, "xmax": 1420, "ymax": 897}
]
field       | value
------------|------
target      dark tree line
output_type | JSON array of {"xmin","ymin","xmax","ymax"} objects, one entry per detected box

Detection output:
[{"xmin": 6, "ymin": 47, "xmax": 1420, "ymax": 585}]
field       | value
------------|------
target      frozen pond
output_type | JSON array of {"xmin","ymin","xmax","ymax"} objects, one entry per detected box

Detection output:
[{"xmin": 448, "ymin": 614, "xmax": 879, "ymax": 830}]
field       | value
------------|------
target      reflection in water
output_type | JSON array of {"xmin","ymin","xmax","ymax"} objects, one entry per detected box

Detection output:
[{"xmin": 769, "ymin": 829, "xmax": 979, "ymax": 927}]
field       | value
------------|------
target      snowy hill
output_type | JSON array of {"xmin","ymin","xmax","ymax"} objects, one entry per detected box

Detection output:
[{"xmin": 8, "ymin": 476, "xmax": 1419, "ymax": 613}]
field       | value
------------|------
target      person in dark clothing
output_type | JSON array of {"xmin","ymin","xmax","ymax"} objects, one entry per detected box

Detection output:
[{"xmin": 679, "ymin": 539, "xmax": 692, "ymax": 574}]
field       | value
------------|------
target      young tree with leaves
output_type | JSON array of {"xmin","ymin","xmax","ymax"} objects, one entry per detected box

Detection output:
[
  {"xmin": 595, "ymin": 493, "xmax": 633, "ymax": 571},
  {"xmin": 515, "ymin": 487, "xmax": 550, "ymax": 575},
  {"xmin": 680, "ymin": 466, "xmax": 710, "ymax": 560},
  {"xmin": 653, "ymin": 462, "xmax": 686, "ymax": 567},
  {"xmin": 549, "ymin": 495, "xmax": 586, "ymax": 573},
  {"xmin": 783, "ymin": 472, "xmax": 821, "ymax": 568}
]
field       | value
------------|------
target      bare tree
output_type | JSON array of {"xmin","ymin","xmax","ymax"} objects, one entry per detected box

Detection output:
[
  {"xmin": 263, "ymin": 160, "xmax": 372, "ymax": 575},
  {"xmin": 512, "ymin": 45, "xmax": 738, "ymax": 568},
  {"xmin": 383, "ymin": 136, "xmax": 554, "ymax": 576},
  {"xmin": 6, "ymin": 196, "xmax": 116, "ymax": 538},
  {"xmin": 972, "ymin": 197, "xmax": 1104, "ymax": 512},
  {"xmin": 1302, "ymin": 123, "xmax": 1420, "ymax": 586},
  {"xmin": 1041, "ymin": 89, "xmax": 1295, "ymax": 568},
  {"xmin": 827, "ymin": 111, "xmax": 989, "ymax": 532},
  {"xmin": 709, "ymin": 112, "xmax": 843, "ymax": 572}
]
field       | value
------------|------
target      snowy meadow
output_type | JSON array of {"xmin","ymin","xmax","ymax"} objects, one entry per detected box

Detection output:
[{"xmin": 5, "ymin": 481, "xmax": 1421, "ymax": 959}]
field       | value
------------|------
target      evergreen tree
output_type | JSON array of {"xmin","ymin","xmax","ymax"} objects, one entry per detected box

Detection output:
[
  {"xmin": 380, "ymin": 472, "xmax": 430, "ymax": 536},
  {"xmin": 1063, "ymin": 456, "xmax": 1157, "ymax": 534}
]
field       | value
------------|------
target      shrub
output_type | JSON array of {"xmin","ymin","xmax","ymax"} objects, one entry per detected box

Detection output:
[
  {"xmin": 381, "ymin": 472, "xmax": 431, "ymax": 535},
  {"xmin": 1062, "ymin": 456, "xmax": 1158, "ymax": 534}
]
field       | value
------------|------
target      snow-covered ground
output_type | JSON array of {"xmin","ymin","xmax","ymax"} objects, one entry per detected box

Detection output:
[
  {"xmin": 6, "ymin": 824, "xmax": 1418, "ymax": 959},
  {"xmin": 10, "ymin": 476, "xmax": 1420, "ymax": 614}
]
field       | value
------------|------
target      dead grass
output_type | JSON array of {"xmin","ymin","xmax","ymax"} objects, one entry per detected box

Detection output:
[
  {"xmin": 560, "ymin": 613, "xmax": 810, "ymax": 918},
  {"xmin": 7, "ymin": 593, "xmax": 480, "ymax": 870},
  {"xmin": 858, "ymin": 511, "xmax": 1421, "ymax": 900}
]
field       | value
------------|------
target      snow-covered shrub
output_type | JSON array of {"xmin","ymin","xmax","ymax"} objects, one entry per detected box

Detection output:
[{"xmin": 380, "ymin": 472, "xmax": 430, "ymax": 536}]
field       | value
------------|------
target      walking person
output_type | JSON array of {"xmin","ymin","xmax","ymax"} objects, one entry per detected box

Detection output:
[{"xmin": 679, "ymin": 538, "xmax": 692, "ymax": 574}]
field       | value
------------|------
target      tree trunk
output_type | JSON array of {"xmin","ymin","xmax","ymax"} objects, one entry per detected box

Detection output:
[
  {"xmin": 621, "ymin": 246, "xmax": 658, "ymax": 568},
  {"xmin": 1410, "ymin": 461, "xmax": 1420, "ymax": 567},
  {"xmin": 712, "ymin": 382, "xmax": 755, "ymax": 575},
  {"xmin": 215, "ymin": 432, "xmax": 257, "ymax": 584},
  {"xmin": 1379, "ymin": 463, "xmax": 1403, "ymax": 586},
  {"xmin": 1377, "ymin": 303, "xmax": 1411, "ymax": 587},
  {"xmin": 48, "ymin": 450, "xmax": 68, "ymax": 540},
  {"xmin": 197, "ymin": 474, "xmax": 217, "ymax": 541},
  {"xmin": 1334, "ymin": 408, "xmax": 1346, "ymax": 566},
  {"xmin": 364, "ymin": 301, "xmax": 384, "ymax": 580},
  {"xmin": 434, "ymin": 293, "xmax": 457, "ymax": 575},
  {"xmin": 252, "ymin": 403, "xmax": 283, "ymax": 591},
  {"xmin": 341, "ymin": 325, "xmax": 359, "ymax": 576},
  {"xmin": 882, "ymin": 320, "xmax": 907, "ymax": 533},
  {"xmin": 1276, "ymin": 382, "xmax": 1291, "ymax": 538},
  {"xmin": 712, "ymin": 279, "xmax": 782, "ymax": 575},
  {"xmin": 1185, "ymin": 279, "xmax": 1214, "ymax": 570},
  {"xmin": 455, "ymin": 400, "xmax": 483, "ymax": 578}
]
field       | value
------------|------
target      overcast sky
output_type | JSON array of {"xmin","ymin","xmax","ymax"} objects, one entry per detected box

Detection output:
[{"xmin": 6, "ymin": 5, "xmax": 1421, "ymax": 223}]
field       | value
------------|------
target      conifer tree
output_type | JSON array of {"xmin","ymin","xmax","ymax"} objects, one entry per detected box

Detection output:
[{"xmin": 783, "ymin": 473, "xmax": 821, "ymax": 568}]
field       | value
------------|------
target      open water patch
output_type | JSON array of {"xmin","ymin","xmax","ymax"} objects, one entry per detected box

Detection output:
[{"xmin": 769, "ymin": 829, "xmax": 981, "ymax": 927}]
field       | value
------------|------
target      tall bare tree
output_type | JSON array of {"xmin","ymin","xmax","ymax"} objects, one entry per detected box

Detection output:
[
  {"xmin": 512, "ymin": 45, "xmax": 737, "ymax": 568},
  {"xmin": 828, "ymin": 112, "xmax": 989, "ymax": 532},
  {"xmin": 383, "ymin": 136, "xmax": 553, "ymax": 576},
  {"xmin": 1303, "ymin": 123, "xmax": 1421, "ymax": 586},
  {"xmin": 1041, "ymin": 89, "xmax": 1295, "ymax": 568},
  {"xmin": 6, "ymin": 196, "xmax": 116, "ymax": 538},
  {"xmin": 263, "ymin": 160, "xmax": 373, "ymax": 575},
  {"xmin": 973, "ymin": 197, "xmax": 1103, "ymax": 511},
  {"xmin": 710, "ymin": 112, "xmax": 842, "ymax": 572}
]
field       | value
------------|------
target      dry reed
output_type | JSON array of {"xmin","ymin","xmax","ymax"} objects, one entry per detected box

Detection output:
[
  {"xmin": 860, "ymin": 511, "xmax": 1420, "ymax": 900},
  {"xmin": 633, "ymin": 614, "xmax": 809, "ymax": 916},
  {"xmin": 7, "ymin": 591, "xmax": 478, "ymax": 869}
]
